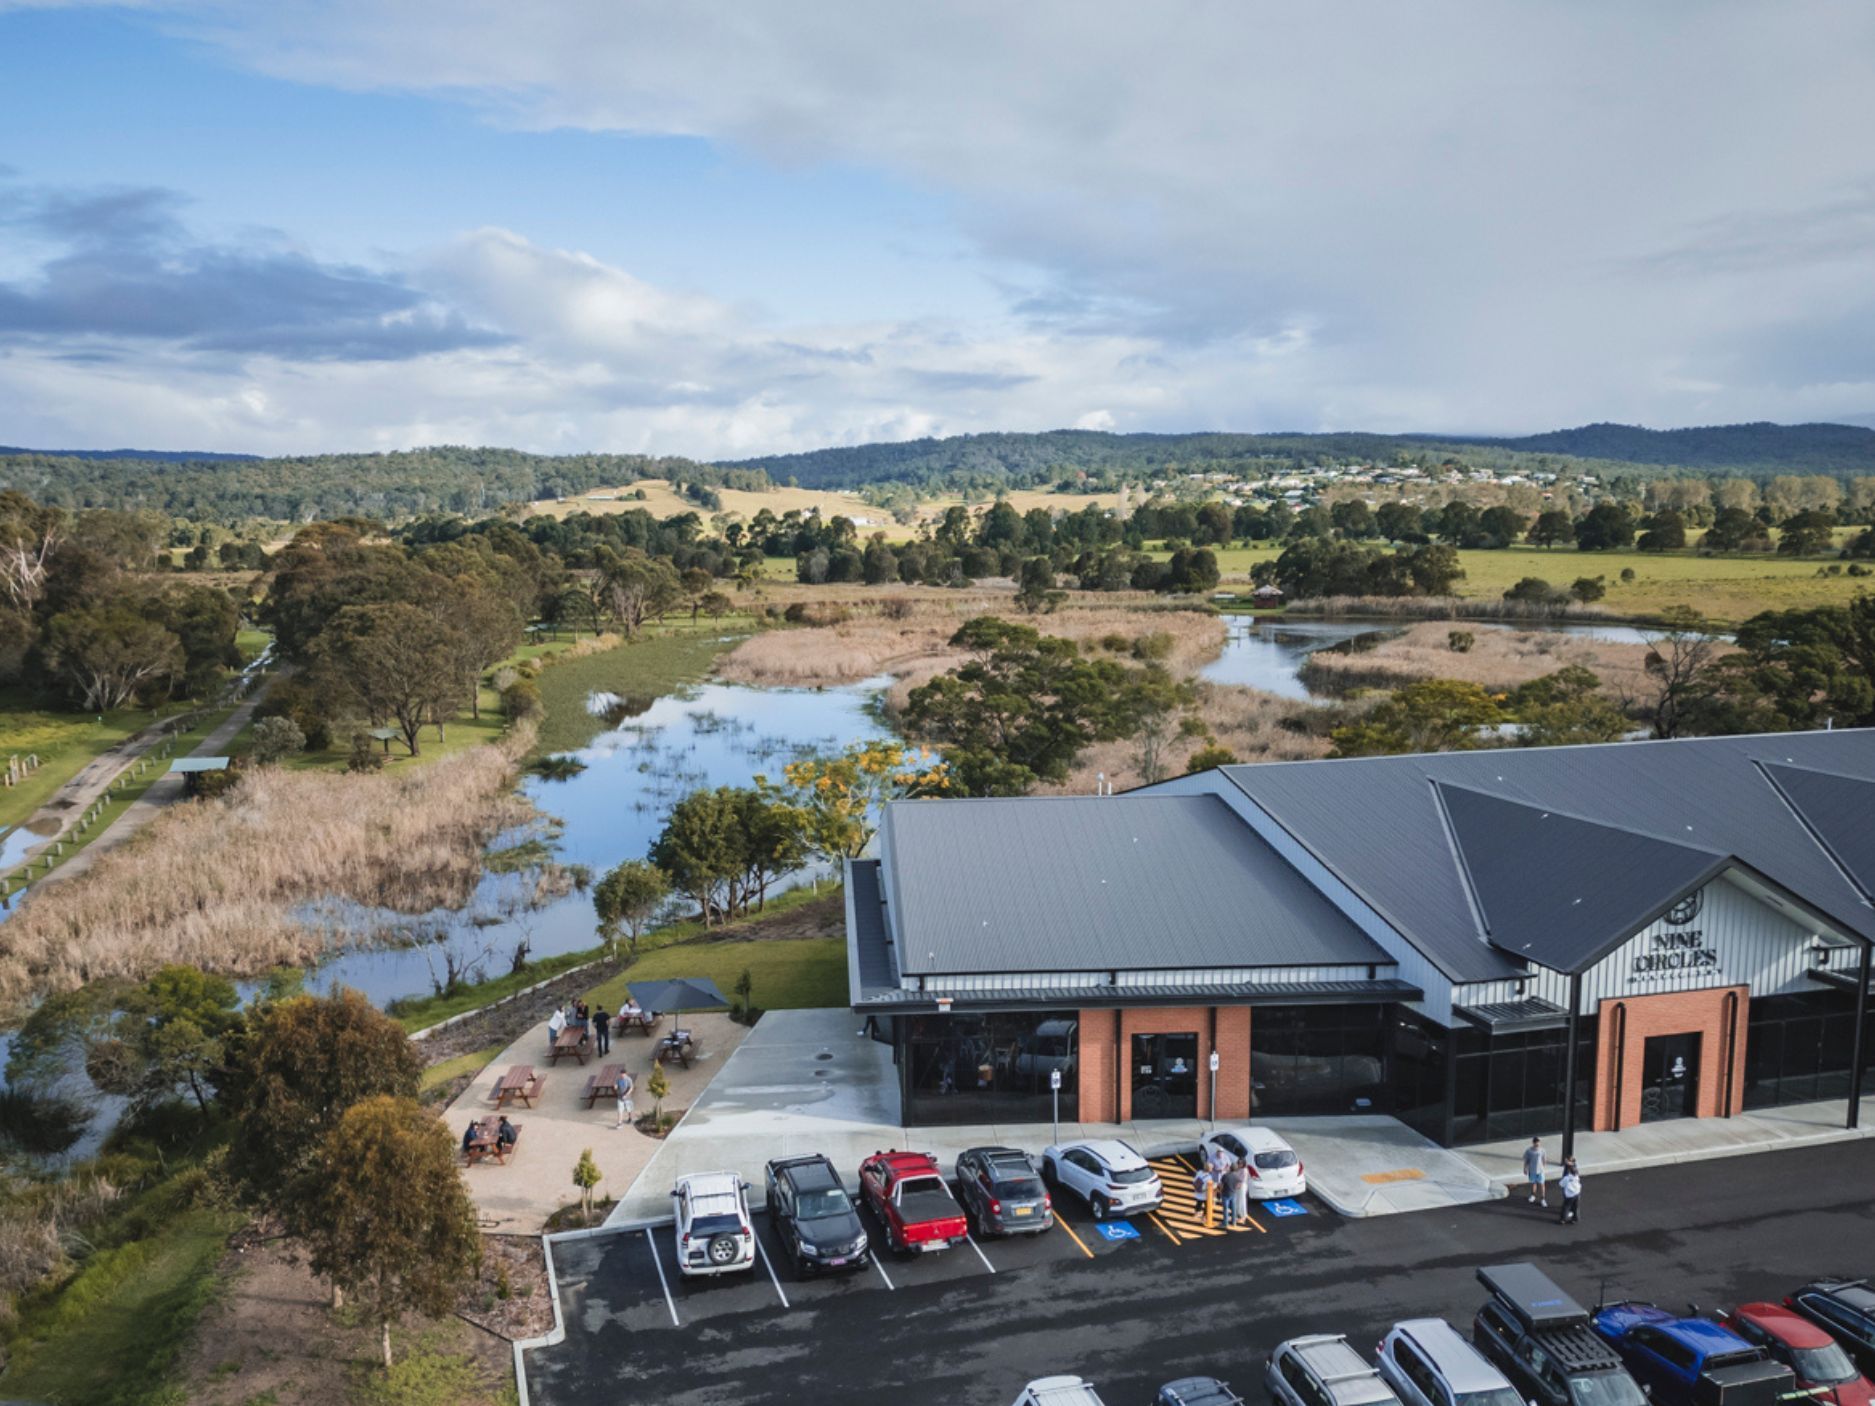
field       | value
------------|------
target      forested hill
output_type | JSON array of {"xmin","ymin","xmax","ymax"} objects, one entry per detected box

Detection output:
[
  {"xmin": 1451, "ymin": 421, "xmax": 1875, "ymax": 472},
  {"xmin": 722, "ymin": 422, "xmax": 1875, "ymax": 488},
  {"xmin": 0, "ymin": 445, "xmax": 260, "ymax": 463},
  {"xmin": 0, "ymin": 446, "xmax": 766, "ymax": 520}
]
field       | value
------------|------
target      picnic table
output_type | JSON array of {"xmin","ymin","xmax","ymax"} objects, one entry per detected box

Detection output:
[
  {"xmin": 549, "ymin": 1026, "xmax": 589, "ymax": 1066},
  {"xmin": 581, "ymin": 1062, "xmax": 627, "ymax": 1108},
  {"xmin": 490, "ymin": 1064, "xmax": 544, "ymax": 1109},
  {"xmin": 464, "ymin": 1117, "xmax": 522, "ymax": 1166},
  {"xmin": 655, "ymin": 1028, "xmax": 697, "ymax": 1068},
  {"xmin": 616, "ymin": 1007, "xmax": 660, "ymax": 1036}
]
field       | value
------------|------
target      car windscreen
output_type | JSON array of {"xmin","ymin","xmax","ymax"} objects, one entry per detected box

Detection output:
[
  {"xmin": 795, "ymin": 1188, "xmax": 851, "ymax": 1219},
  {"xmin": 691, "ymin": 1214, "xmax": 742, "ymax": 1236},
  {"xmin": 1108, "ymin": 1164, "xmax": 1156, "ymax": 1185},
  {"xmin": 1790, "ymin": 1344, "xmax": 1857, "ymax": 1386},
  {"xmin": 991, "ymin": 1176, "xmax": 1045, "ymax": 1200},
  {"xmin": 1459, "ymin": 1387, "xmax": 1523, "ymax": 1406},
  {"xmin": 1255, "ymin": 1150, "xmax": 1298, "ymax": 1170},
  {"xmin": 1567, "ymin": 1371, "xmax": 1648, "ymax": 1406}
]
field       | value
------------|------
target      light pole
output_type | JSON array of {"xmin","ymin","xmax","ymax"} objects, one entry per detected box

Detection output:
[
  {"xmin": 1050, "ymin": 1067, "xmax": 1062, "ymax": 1146},
  {"xmin": 1208, "ymin": 1049, "xmax": 1221, "ymax": 1131}
]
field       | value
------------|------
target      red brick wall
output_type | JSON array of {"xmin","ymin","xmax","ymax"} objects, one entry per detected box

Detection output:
[
  {"xmin": 1214, "ymin": 1006, "xmax": 1252, "ymax": 1122},
  {"xmin": 1592, "ymin": 986, "xmax": 1749, "ymax": 1130},
  {"xmin": 1119, "ymin": 1006, "xmax": 1213, "ymax": 1122},
  {"xmin": 1076, "ymin": 1009, "xmax": 1120, "ymax": 1124}
]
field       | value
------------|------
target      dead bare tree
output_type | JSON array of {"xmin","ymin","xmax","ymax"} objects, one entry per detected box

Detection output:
[{"xmin": 1640, "ymin": 606, "xmax": 1721, "ymax": 738}]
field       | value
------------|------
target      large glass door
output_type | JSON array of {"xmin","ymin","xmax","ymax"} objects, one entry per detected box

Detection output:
[
  {"xmin": 1131, "ymin": 1033, "xmax": 1198, "ymax": 1119},
  {"xmin": 1640, "ymin": 1032, "xmax": 1701, "ymax": 1122}
]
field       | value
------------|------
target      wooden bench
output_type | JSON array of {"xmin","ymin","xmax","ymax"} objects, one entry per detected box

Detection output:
[
  {"xmin": 548, "ymin": 1026, "xmax": 588, "ymax": 1066},
  {"xmin": 491, "ymin": 1064, "xmax": 545, "ymax": 1108},
  {"xmin": 655, "ymin": 1030, "xmax": 697, "ymax": 1068},
  {"xmin": 464, "ymin": 1118, "xmax": 523, "ymax": 1166},
  {"xmin": 616, "ymin": 1008, "xmax": 660, "ymax": 1036},
  {"xmin": 581, "ymin": 1063, "xmax": 626, "ymax": 1108}
]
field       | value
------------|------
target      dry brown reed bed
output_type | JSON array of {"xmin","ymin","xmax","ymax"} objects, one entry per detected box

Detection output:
[
  {"xmin": 0, "ymin": 725, "xmax": 537, "ymax": 1010},
  {"xmin": 720, "ymin": 590, "xmax": 1228, "ymax": 693},
  {"xmin": 1286, "ymin": 594, "xmax": 1620, "ymax": 623},
  {"xmin": 1298, "ymin": 621, "xmax": 1666, "ymax": 697}
]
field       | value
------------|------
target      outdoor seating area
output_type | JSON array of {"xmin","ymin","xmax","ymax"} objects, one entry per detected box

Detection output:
[{"xmin": 442, "ymin": 977, "xmax": 750, "ymax": 1231}]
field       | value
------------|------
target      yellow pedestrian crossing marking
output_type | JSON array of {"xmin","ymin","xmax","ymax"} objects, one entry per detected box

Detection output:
[{"xmin": 1147, "ymin": 1155, "xmax": 1262, "ymax": 1239}]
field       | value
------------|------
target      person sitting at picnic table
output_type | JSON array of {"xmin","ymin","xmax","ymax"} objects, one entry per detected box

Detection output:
[
  {"xmin": 496, "ymin": 1116, "xmax": 517, "ymax": 1149},
  {"xmin": 462, "ymin": 1120, "xmax": 480, "ymax": 1155}
]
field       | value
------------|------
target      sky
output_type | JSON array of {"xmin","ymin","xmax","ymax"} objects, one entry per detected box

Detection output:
[{"xmin": 0, "ymin": 1, "xmax": 1873, "ymax": 459}]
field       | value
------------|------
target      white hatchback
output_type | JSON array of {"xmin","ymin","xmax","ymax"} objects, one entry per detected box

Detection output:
[
  {"xmin": 671, "ymin": 1171, "xmax": 755, "ymax": 1277},
  {"xmin": 1198, "ymin": 1125, "xmax": 1306, "ymax": 1200},
  {"xmin": 1040, "ymin": 1139, "xmax": 1163, "ymax": 1221}
]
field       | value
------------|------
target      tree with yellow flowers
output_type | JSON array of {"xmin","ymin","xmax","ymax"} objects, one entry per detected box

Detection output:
[{"xmin": 759, "ymin": 739, "xmax": 949, "ymax": 864}]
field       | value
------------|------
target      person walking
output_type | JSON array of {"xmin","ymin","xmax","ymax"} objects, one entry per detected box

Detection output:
[
  {"xmin": 1557, "ymin": 1159, "xmax": 1582, "ymax": 1226},
  {"xmin": 1231, "ymin": 1157, "xmax": 1252, "ymax": 1228},
  {"xmin": 593, "ymin": 1004, "xmax": 611, "ymax": 1055},
  {"xmin": 1522, "ymin": 1137, "xmax": 1548, "ymax": 1209},
  {"xmin": 613, "ymin": 1068, "xmax": 635, "ymax": 1129}
]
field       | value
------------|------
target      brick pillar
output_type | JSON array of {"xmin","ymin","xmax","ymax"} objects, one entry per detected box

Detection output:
[
  {"xmin": 1593, "ymin": 986, "xmax": 1750, "ymax": 1130},
  {"xmin": 1077, "ymin": 1009, "xmax": 1120, "ymax": 1125},
  {"xmin": 1214, "ymin": 1006, "xmax": 1252, "ymax": 1122}
]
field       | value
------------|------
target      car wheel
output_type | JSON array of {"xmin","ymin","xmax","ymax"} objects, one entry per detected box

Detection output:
[
  {"xmin": 1088, "ymin": 1195, "xmax": 1107, "ymax": 1222},
  {"xmin": 706, "ymin": 1234, "xmax": 740, "ymax": 1266},
  {"xmin": 1041, "ymin": 1158, "xmax": 1058, "ymax": 1187}
]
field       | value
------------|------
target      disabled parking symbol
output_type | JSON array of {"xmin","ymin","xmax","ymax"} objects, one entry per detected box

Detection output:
[
  {"xmin": 1094, "ymin": 1221, "xmax": 1141, "ymax": 1241},
  {"xmin": 1264, "ymin": 1199, "xmax": 1308, "ymax": 1217}
]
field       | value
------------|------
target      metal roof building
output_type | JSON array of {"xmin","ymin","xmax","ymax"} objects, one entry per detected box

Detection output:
[{"xmin": 848, "ymin": 730, "xmax": 1875, "ymax": 1147}]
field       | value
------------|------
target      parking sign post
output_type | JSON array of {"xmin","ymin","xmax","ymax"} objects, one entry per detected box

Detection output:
[
  {"xmin": 1208, "ymin": 1049, "xmax": 1220, "ymax": 1131},
  {"xmin": 1050, "ymin": 1067, "xmax": 1061, "ymax": 1145}
]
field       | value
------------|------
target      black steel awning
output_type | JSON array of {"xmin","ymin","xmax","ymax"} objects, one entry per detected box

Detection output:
[
  {"xmin": 1808, "ymin": 967, "xmax": 1875, "ymax": 1003},
  {"xmin": 1456, "ymin": 997, "xmax": 1570, "ymax": 1034},
  {"xmin": 852, "ymin": 977, "xmax": 1423, "ymax": 1015}
]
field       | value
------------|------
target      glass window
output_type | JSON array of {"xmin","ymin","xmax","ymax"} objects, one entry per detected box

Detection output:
[{"xmin": 902, "ymin": 1011, "xmax": 1080, "ymax": 1126}]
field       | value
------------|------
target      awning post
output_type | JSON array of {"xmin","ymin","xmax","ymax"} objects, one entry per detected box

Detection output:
[
  {"xmin": 1849, "ymin": 939, "xmax": 1871, "ymax": 1131},
  {"xmin": 1561, "ymin": 971, "xmax": 1583, "ymax": 1160}
]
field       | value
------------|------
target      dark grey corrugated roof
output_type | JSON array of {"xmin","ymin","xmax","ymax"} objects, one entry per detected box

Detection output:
[
  {"xmin": 1439, "ymin": 783, "xmax": 1729, "ymax": 974},
  {"xmin": 846, "ymin": 858, "xmax": 898, "ymax": 1004},
  {"xmin": 1216, "ymin": 729, "xmax": 1875, "ymax": 983},
  {"xmin": 1760, "ymin": 762, "xmax": 1875, "ymax": 901},
  {"xmin": 1455, "ymin": 997, "xmax": 1569, "ymax": 1032},
  {"xmin": 883, "ymin": 794, "xmax": 1390, "ymax": 976},
  {"xmin": 854, "ymin": 978, "xmax": 1423, "ymax": 1012}
]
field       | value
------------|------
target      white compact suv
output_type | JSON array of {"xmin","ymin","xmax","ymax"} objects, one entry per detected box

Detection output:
[
  {"xmin": 1040, "ymin": 1139, "xmax": 1164, "ymax": 1221},
  {"xmin": 671, "ymin": 1171, "xmax": 755, "ymax": 1277},
  {"xmin": 1012, "ymin": 1377, "xmax": 1109, "ymax": 1406},
  {"xmin": 1199, "ymin": 1125, "xmax": 1307, "ymax": 1200}
]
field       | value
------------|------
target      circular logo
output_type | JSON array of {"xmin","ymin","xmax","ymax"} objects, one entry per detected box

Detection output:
[{"xmin": 1665, "ymin": 889, "xmax": 1704, "ymax": 926}]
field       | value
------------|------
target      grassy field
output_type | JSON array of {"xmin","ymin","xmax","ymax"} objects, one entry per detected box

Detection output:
[
  {"xmin": 585, "ymin": 934, "xmax": 847, "ymax": 1015},
  {"xmin": 0, "ymin": 695, "xmax": 197, "ymax": 836},
  {"xmin": 529, "ymin": 622, "xmax": 743, "ymax": 756},
  {"xmin": 1185, "ymin": 541, "xmax": 1871, "ymax": 622},
  {"xmin": 2, "ymin": 1205, "xmax": 241, "ymax": 1406}
]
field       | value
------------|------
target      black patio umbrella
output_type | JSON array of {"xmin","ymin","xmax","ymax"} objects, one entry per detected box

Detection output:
[{"xmin": 627, "ymin": 977, "xmax": 730, "ymax": 1013}]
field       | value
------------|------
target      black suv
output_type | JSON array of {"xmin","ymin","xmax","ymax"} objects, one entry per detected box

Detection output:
[
  {"xmin": 764, "ymin": 1154, "xmax": 870, "ymax": 1276},
  {"xmin": 1474, "ymin": 1264, "xmax": 1648, "ymax": 1406},
  {"xmin": 954, "ymin": 1146, "xmax": 1053, "ymax": 1237},
  {"xmin": 1787, "ymin": 1280, "xmax": 1875, "ymax": 1378}
]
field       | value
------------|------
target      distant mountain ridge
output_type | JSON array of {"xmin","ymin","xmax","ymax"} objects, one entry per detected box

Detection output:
[
  {"xmin": 0, "ymin": 445, "xmax": 260, "ymax": 463},
  {"xmin": 1448, "ymin": 421, "xmax": 1875, "ymax": 471}
]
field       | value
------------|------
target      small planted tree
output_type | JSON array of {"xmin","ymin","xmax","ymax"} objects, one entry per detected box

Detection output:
[
  {"xmin": 573, "ymin": 1147, "xmax": 603, "ymax": 1225},
  {"xmin": 733, "ymin": 966, "xmax": 754, "ymax": 1025},
  {"xmin": 646, "ymin": 1061, "xmax": 671, "ymax": 1133},
  {"xmin": 592, "ymin": 859, "xmax": 671, "ymax": 955}
]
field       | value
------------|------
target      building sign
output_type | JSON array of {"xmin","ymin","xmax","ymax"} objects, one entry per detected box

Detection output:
[{"xmin": 1630, "ymin": 888, "xmax": 1721, "ymax": 982}]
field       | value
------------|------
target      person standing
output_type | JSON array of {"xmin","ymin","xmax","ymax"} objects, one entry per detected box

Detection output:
[
  {"xmin": 547, "ymin": 1005, "xmax": 566, "ymax": 1043},
  {"xmin": 1191, "ymin": 1165, "xmax": 1212, "ymax": 1220},
  {"xmin": 593, "ymin": 1004, "xmax": 611, "ymax": 1055},
  {"xmin": 1231, "ymin": 1157, "xmax": 1252, "ymax": 1228},
  {"xmin": 1522, "ymin": 1137, "xmax": 1548, "ymax": 1208},
  {"xmin": 1558, "ymin": 1159, "xmax": 1582, "ymax": 1225},
  {"xmin": 1221, "ymin": 1160, "xmax": 1244, "ymax": 1228},
  {"xmin": 614, "ymin": 1069, "xmax": 635, "ymax": 1130}
]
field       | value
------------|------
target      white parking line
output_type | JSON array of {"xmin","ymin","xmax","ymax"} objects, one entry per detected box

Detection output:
[
  {"xmin": 869, "ymin": 1248, "xmax": 896, "ymax": 1291},
  {"xmin": 754, "ymin": 1231, "xmax": 791, "ymax": 1309},
  {"xmin": 964, "ymin": 1233, "xmax": 997, "ymax": 1274},
  {"xmin": 643, "ymin": 1228, "xmax": 680, "ymax": 1327}
]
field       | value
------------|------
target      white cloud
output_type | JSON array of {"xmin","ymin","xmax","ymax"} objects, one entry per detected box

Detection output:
[{"xmin": 6, "ymin": 1, "xmax": 1875, "ymax": 448}]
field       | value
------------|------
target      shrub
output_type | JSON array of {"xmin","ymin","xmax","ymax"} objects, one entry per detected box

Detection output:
[
  {"xmin": 348, "ymin": 733, "xmax": 388, "ymax": 774},
  {"xmin": 249, "ymin": 716, "xmax": 306, "ymax": 765},
  {"xmin": 501, "ymin": 679, "xmax": 543, "ymax": 723},
  {"xmin": 1447, "ymin": 630, "xmax": 1474, "ymax": 653}
]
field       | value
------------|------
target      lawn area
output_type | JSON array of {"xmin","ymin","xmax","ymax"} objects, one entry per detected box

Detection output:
[
  {"xmin": 0, "ymin": 693, "xmax": 193, "ymax": 836},
  {"xmin": 1181, "ymin": 540, "xmax": 1871, "ymax": 623},
  {"xmin": 586, "ymin": 934, "xmax": 848, "ymax": 1016},
  {"xmin": 3, "ymin": 1206, "xmax": 241, "ymax": 1406}
]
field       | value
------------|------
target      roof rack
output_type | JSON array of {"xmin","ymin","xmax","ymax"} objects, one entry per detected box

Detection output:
[{"xmin": 1479, "ymin": 1264, "xmax": 1590, "ymax": 1332}]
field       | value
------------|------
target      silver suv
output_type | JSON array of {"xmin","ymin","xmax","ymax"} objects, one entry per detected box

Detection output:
[
  {"xmin": 1378, "ymin": 1320, "xmax": 1522, "ymax": 1406},
  {"xmin": 1269, "ymin": 1334, "xmax": 1405, "ymax": 1406}
]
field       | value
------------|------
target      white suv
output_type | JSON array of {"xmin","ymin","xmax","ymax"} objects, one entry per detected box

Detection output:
[
  {"xmin": 1013, "ymin": 1377, "xmax": 1109, "ymax": 1406},
  {"xmin": 671, "ymin": 1171, "xmax": 755, "ymax": 1277},
  {"xmin": 1040, "ymin": 1139, "xmax": 1164, "ymax": 1221}
]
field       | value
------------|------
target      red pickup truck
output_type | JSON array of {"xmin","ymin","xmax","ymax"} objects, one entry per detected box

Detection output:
[{"xmin": 857, "ymin": 1150, "xmax": 969, "ymax": 1254}]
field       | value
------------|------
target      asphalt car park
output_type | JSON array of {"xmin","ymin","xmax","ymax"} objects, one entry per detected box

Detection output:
[{"xmin": 523, "ymin": 1139, "xmax": 1875, "ymax": 1406}]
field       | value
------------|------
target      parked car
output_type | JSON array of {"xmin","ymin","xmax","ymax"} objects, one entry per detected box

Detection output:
[
  {"xmin": 955, "ymin": 1146, "xmax": 1053, "ymax": 1237},
  {"xmin": 1377, "ymin": 1318, "xmax": 1522, "ymax": 1406},
  {"xmin": 1472, "ymin": 1265, "xmax": 1647, "ymax": 1406},
  {"xmin": 1155, "ymin": 1377, "xmax": 1244, "ymax": 1405},
  {"xmin": 670, "ymin": 1171, "xmax": 755, "ymax": 1278},
  {"xmin": 1787, "ymin": 1281, "xmax": 1875, "ymax": 1380},
  {"xmin": 1040, "ymin": 1139, "xmax": 1164, "ymax": 1221},
  {"xmin": 1267, "ymin": 1333, "xmax": 1403, "ymax": 1406},
  {"xmin": 1011, "ymin": 1377, "xmax": 1107, "ymax": 1406},
  {"xmin": 763, "ymin": 1154, "xmax": 870, "ymax": 1276},
  {"xmin": 1719, "ymin": 1302, "xmax": 1875, "ymax": 1406},
  {"xmin": 1198, "ymin": 1125, "xmax": 1307, "ymax": 1200},
  {"xmin": 857, "ymin": 1149, "xmax": 969, "ymax": 1254},
  {"xmin": 1591, "ymin": 1302, "xmax": 1794, "ymax": 1406}
]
